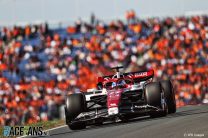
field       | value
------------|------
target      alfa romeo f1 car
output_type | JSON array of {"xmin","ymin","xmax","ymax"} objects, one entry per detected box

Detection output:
[{"xmin": 65, "ymin": 66, "xmax": 176, "ymax": 130}]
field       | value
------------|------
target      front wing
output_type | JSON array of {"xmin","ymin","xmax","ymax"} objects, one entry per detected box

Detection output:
[{"xmin": 69, "ymin": 104, "xmax": 162, "ymax": 125}]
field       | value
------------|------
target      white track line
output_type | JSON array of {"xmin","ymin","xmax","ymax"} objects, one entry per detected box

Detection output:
[
  {"xmin": 17, "ymin": 125, "xmax": 67, "ymax": 138},
  {"xmin": 45, "ymin": 125, "xmax": 67, "ymax": 132}
]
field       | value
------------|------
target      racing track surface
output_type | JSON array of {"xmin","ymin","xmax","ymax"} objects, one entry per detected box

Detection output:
[{"xmin": 39, "ymin": 104, "xmax": 208, "ymax": 138}]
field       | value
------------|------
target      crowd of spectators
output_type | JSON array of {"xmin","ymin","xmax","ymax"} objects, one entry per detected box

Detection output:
[{"xmin": 0, "ymin": 13, "xmax": 207, "ymax": 126}]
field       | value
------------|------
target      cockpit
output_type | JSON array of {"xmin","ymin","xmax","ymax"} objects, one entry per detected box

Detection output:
[{"xmin": 104, "ymin": 78, "xmax": 133, "ymax": 90}]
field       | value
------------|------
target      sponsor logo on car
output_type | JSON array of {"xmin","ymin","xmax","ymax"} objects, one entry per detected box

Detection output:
[{"xmin": 134, "ymin": 72, "xmax": 148, "ymax": 77}]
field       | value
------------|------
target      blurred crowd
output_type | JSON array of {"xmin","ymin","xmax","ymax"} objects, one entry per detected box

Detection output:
[{"xmin": 0, "ymin": 12, "xmax": 207, "ymax": 125}]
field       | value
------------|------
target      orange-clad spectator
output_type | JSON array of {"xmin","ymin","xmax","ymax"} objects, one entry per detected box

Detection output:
[
  {"xmin": 129, "ymin": 10, "xmax": 136, "ymax": 19},
  {"xmin": 0, "ymin": 53, "xmax": 2, "ymax": 60},
  {"xmin": 67, "ymin": 26, "xmax": 76, "ymax": 34},
  {"xmin": 132, "ymin": 24, "xmax": 142, "ymax": 33},
  {"xmin": 25, "ymin": 25, "xmax": 31, "ymax": 37},
  {"xmin": 57, "ymin": 81, "xmax": 68, "ymax": 90},
  {"xmin": 0, "ymin": 63, "xmax": 7, "ymax": 71},
  {"xmin": 96, "ymin": 25, "xmax": 106, "ymax": 35},
  {"xmin": 125, "ymin": 11, "xmax": 131, "ymax": 21},
  {"xmin": 126, "ymin": 10, "xmax": 136, "ymax": 24}
]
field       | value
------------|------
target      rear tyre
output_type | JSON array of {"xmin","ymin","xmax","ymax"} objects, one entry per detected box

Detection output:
[
  {"xmin": 65, "ymin": 93, "xmax": 86, "ymax": 130},
  {"xmin": 145, "ymin": 82, "xmax": 167, "ymax": 118},
  {"xmin": 160, "ymin": 80, "xmax": 176, "ymax": 114}
]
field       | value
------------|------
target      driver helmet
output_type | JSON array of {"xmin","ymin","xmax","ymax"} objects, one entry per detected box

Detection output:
[
  {"xmin": 112, "ymin": 82, "xmax": 116, "ymax": 88},
  {"xmin": 118, "ymin": 80, "xmax": 126, "ymax": 86}
]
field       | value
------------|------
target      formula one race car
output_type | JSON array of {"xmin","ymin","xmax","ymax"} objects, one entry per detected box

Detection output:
[{"xmin": 65, "ymin": 66, "xmax": 176, "ymax": 130}]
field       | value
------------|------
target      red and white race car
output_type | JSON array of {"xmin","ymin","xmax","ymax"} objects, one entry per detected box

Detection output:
[{"xmin": 65, "ymin": 66, "xmax": 176, "ymax": 130}]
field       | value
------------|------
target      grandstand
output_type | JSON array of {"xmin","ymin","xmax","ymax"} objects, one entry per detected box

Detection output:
[{"xmin": 0, "ymin": 1, "xmax": 207, "ymax": 126}]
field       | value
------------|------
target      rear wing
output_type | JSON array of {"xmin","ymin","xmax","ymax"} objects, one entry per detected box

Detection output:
[{"xmin": 97, "ymin": 69, "xmax": 154, "ymax": 84}]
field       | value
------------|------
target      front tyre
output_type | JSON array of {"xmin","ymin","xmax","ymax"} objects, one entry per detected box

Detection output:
[{"xmin": 65, "ymin": 93, "xmax": 86, "ymax": 130}]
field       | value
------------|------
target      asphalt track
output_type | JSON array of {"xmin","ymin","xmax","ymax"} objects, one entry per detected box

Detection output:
[{"xmin": 37, "ymin": 104, "xmax": 208, "ymax": 138}]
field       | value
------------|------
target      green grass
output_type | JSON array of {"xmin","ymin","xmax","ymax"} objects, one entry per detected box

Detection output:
[
  {"xmin": 26, "ymin": 119, "xmax": 65, "ymax": 130},
  {"xmin": 0, "ymin": 119, "xmax": 65, "ymax": 138}
]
